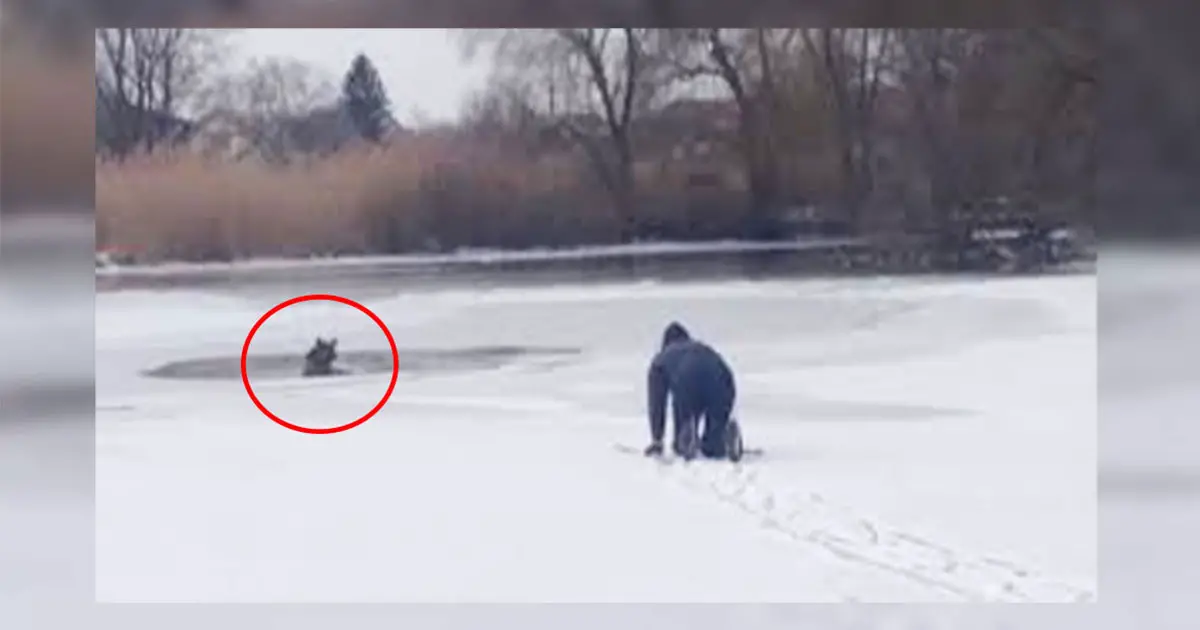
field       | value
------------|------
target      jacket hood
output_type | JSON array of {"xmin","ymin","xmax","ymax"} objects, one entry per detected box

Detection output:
[{"xmin": 661, "ymin": 321, "xmax": 691, "ymax": 349}]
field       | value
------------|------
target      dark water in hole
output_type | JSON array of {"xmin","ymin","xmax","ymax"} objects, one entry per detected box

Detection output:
[{"xmin": 143, "ymin": 346, "xmax": 583, "ymax": 381}]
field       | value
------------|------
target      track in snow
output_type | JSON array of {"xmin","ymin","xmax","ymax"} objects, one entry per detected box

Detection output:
[{"xmin": 625, "ymin": 449, "xmax": 1094, "ymax": 603}]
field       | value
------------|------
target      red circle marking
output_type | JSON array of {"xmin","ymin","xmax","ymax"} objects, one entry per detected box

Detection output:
[{"xmin": 240, "ymin": 294, "xmax": 399, "ymax": 434}]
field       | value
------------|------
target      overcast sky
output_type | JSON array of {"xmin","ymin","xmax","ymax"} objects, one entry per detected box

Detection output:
[{"xmin": 224, "ymin": 29, "xmax": 492, "ymax": 128}]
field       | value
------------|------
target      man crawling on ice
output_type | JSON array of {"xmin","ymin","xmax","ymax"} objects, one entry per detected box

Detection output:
[{"xmin": 645, "ymin": 321, "xmax": 743, "ymax": 461}]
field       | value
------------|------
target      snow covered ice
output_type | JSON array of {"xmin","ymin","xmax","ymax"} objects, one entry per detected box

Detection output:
[{"xmin": 94, "ymin": 272, "xmax": 1097, "ymax": 603}]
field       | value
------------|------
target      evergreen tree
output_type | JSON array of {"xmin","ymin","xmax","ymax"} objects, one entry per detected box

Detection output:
[{"xmin": 341, "ymin": 53, "xmax": 394, "ymax": 143}]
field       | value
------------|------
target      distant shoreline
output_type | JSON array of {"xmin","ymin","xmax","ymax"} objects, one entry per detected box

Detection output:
[
  {"xmin": 95, "ymin": 236, "xmax": 1095, "ymax": 294},
  {"xmin": 95, "ymin": 238, "xmax": 866, "ymax": 278}
]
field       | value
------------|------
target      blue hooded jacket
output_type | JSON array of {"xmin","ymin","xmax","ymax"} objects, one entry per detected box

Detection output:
[{"xmin": 646, "ymin": 322, "xmax": 736, "ymax": 443}]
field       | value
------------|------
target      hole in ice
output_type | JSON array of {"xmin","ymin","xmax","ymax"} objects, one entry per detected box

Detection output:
[{"xmin": 142, "ymin": 346, "xmax": 583, "ymax": 381}]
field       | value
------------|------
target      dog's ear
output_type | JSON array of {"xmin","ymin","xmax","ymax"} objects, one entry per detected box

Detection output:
[{"xmin": 329, "ymin": 338, "xmax": 338, "ymax": 348}]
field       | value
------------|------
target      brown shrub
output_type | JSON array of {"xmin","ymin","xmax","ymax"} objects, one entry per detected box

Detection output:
[
  {"xmin": 96, "ymin": 137, "xmax": 670, "ymax": 261},
  {"xmin": 98, "ymin": 150, "xmax": 374, "ymax": 261},
  {"xmin": 360, "ymin": 143, "xmax": 627, "ymax": 252}
]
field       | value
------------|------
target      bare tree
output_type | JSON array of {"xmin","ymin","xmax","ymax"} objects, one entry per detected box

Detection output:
[
  {"xmin": 888, "ymin": 29, "xmax": 975, "ymax": 228},
  {"xmin": 460, "ymin": 77, "xmax": 541, "ymax": 150},
  {"xmin": 801, "ymin": 28, "xmax": 894, "ymax": 232},
  {"xmin": 892, "ymin": 28, "xmax": 1096, "ymax": 229},
  {"xmin": 218, "ymin": 57, "xmax": 334, "ymax": 120},
  {"xmin": 1002, "ymin": 29, "xmax": 1096, "ymax": 223},
  {"xmin": 95, "ymin": 28, "xmax": 223, "ymax": 157},
  {"xmin": 467, "ymin": 28, "xmax": 668, "ymax": 241},
  {"xmin": 194, "ymin": 55, "xmax": 338, "ymax": 161},
  {"xmin": 660, "ymin": 28, "xmax": 801, "ymax": 238}
]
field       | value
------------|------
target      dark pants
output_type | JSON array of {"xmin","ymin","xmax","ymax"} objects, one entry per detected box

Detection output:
[{"xmin": 671, "ymin": 386, "xmax": 733, "ymax": 458}]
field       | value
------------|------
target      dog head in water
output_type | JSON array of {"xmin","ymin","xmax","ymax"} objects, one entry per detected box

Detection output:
[{"xmin": 303, "ymin": 337, "xmax": 339, "ymax": 376}]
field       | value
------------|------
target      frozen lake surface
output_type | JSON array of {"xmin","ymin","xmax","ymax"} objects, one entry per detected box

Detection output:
[
  {"xmin": 3, "ymin": 224, "xmax": 1196, "ymax": 629},
  {"xmin": 93, "ymin": 272, "xmax": 1097, "ymax": 603}
]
